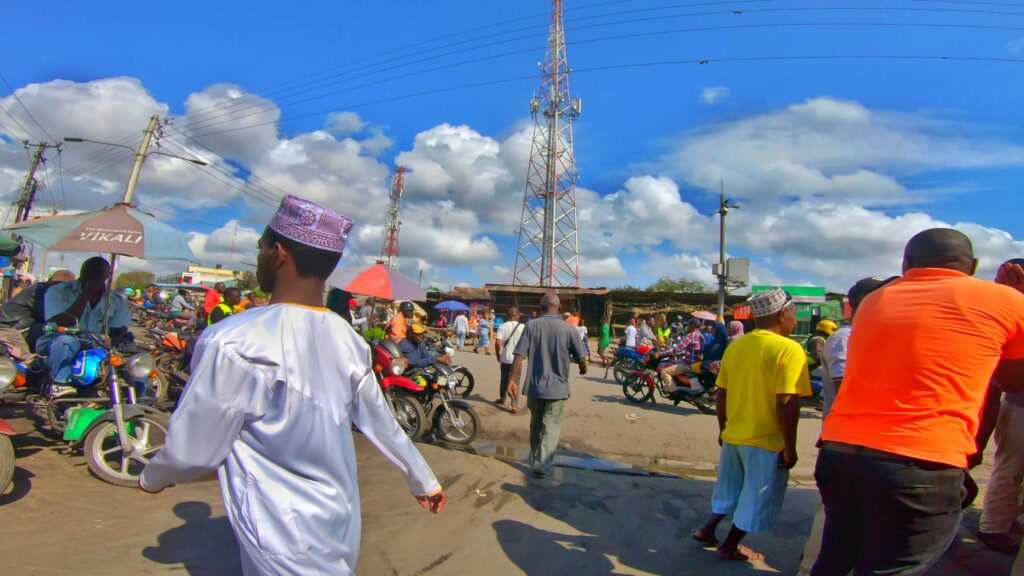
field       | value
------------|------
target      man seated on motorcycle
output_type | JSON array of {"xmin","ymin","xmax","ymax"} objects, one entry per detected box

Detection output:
[
  {"xmin": 399, "ymin": 323, "xmax": 451, "ymax": 369},
  {"xmin": 37, "ymin": 257, "xmax": 132, "ymax": 395},
  {"xmin": 659, "ymin": 319, "xmax": 706, "ymax": 394},
  {"xmin": 0, "ymin": 269, "xmax": 75, "ymax": 362}
]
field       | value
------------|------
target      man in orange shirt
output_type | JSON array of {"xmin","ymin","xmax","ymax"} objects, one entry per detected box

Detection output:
[
  {"xmin": 388, "ymin": 301, "xmax": 414, "ymax": 343},
  {"xmin": 812, "ymin": 229, "xmax": 1024, "ymax": 575}
]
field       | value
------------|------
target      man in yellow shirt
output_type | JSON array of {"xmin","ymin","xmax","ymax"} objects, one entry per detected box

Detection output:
[{"xmin": 691, "ymin": 286, "xmax": 812, "ymax": 562}]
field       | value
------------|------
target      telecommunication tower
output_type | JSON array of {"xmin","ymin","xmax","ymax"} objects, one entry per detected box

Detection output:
[
  {"xmin": 379, "ymin": 166, "xmax": 407, "ymax": 268},
  {"xmin": 512, "ymin": 0, "xmax": 582, "ymax": 287}
]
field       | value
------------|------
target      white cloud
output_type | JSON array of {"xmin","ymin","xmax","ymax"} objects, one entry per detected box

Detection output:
[
  {"xmin": 326, "ymin": 111, "xmax": 367, "ymax": 135},
  {"xmin": 668, "ymin": 97, "xmax": 1024, "ymax": 207},
  {"xmin": 186, "ymin": 219, "xmax": 262, "ymax": 268},
  {"xmin": 180, "ymin": 83, "xmax": 280, "ymax": 165},
  {"xmin": 700, "ymin": 86, "xmax": 730, "ymax": 105},
  {"xmin": 1008, "ymin": 37, "xmax": 1024, "ymax": 55}
]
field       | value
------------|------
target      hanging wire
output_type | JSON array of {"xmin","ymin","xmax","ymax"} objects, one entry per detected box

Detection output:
[{"xmin": 0, "ymin": 71, "xmax": 56, "ymax": 142}]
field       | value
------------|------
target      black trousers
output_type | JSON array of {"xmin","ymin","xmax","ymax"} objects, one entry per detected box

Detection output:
[
  {"xmin": 811, "ymin": 445, "xmax": 965, "ymax": 576},
  {"xmin": 499, "ymin": 362, "xmax": 514, "ymax": 404}
]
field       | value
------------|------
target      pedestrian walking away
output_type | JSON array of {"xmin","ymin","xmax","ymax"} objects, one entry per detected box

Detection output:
[
  {"xmin": 692, "ymin": 286, "xmax": 811, "ymax": 562},
  {"xmin": 812, "ymin": 229, "xmax": 1024, "ymax": 575},
  {"xmin": 453, "ymin": 311, "xmax": 469, "ymax": 350},
  {"xmin": 508, "ymin": 294, "xmax": 587, "ymax": 478},
  {"xmin": 139, "ymin": 195, "xmax": 446, "ymax": 576},
  {"xmin": 495, "ymin": 307, "xmax": 526, "ymax": 413}
]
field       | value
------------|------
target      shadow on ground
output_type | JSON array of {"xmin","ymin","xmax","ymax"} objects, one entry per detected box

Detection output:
[
  {"xmin": 143, "ymin": 501, "xmax": 242, "ymax": 576},
  {"xmin": 493, "ymin": 464, "xmax": 818, "ymax": 575}
]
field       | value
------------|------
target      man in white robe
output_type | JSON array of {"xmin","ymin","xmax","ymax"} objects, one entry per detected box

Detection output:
[{"xmin": 140, "ymin": 195, "xmax": 446, "ymax": 575}]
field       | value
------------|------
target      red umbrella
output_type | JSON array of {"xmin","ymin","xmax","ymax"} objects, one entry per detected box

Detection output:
[
  {"xmin": 326, "ymin": 262, "xmax": 426, "ymax": 301},
  {"xmin": 691, "ymin": 310, "xmax": 718, "ymax": 322}
]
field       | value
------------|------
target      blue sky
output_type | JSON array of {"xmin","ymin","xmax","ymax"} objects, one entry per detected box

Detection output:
[{"xmin": 2, "ymin": 0, "xmax": 1024, "ymax": 291}]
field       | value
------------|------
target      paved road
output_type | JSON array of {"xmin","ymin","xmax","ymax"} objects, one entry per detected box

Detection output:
[{"xmin": 0, "ymin": 344, "xmax": 1011, "ymax": 575}]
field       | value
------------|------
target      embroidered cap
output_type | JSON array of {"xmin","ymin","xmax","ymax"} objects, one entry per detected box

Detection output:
[
  {"xmin": 269, "ymin": 195, "xmax": 354, "ymax": 254},
  {"xmin": 748, "ymin": 286, "xmax": 791, "ymax": 318}
]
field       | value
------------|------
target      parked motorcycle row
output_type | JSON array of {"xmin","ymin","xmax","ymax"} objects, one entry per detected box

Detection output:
[{"xmin": 0, "ymin": 304, "xmax": 480, "ymax": 496}]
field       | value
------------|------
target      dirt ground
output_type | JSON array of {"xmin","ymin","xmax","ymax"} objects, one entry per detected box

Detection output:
[{"xmin": 0, "ymin": 346, "xmax": 1012, "ymax": 575}]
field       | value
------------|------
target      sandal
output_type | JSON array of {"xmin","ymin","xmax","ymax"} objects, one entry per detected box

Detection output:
[
  {"xmin": 691, "ymin": 529, "xmax": 719, "ymax": 547},
  {"xmin": 510, "ymin": 406, "xmax": 519, "ymax": 414},
  {"xmin": 715, "ymin": 545, "xmax": 765, "ymax": 561}
]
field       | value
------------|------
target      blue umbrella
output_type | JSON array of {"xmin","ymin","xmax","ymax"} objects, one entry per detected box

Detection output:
[{"xmin": 434, "ymin": 300, "xmax": 470, "ymax": 312}]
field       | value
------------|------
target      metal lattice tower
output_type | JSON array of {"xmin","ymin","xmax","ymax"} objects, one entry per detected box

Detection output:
[
  {"xmin": 512, "ymin": 0, "xmax": 582, "ymax": 287},
  {"xmin": 379, "ymin": 166, "xmax": 407, "ymax": 268}
]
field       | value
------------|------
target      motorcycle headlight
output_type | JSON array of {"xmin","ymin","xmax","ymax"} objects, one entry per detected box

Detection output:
[
  {"xmin": 0, "ymin": 357, "xmax": 16, "ymax": 392},
  {"xmin": 391, "ymin": 358, "xmax": 407, "ymax": 376},
  {"xmin": 127, "ymin": 353, "xmax": 157, "ymax": 381},
  {"xmin": 436, "ymin": 375, "xmax": 449, "ymax": 388}
]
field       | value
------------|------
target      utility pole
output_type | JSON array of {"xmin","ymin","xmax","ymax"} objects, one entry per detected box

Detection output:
[
  {"xmin": 13, "ymin": 141, "xmax": 62, "ymax": 225},
  {"xmin": 122, "ymin": 114, "xmax": 160, "ymax": 204},
  {"xmin": 713, "ymin": 179, "xmax": 739, "ymax": 320},
  {"xmin": 513, "ymin": 0, "xmax": 582, "ymax": 287}
]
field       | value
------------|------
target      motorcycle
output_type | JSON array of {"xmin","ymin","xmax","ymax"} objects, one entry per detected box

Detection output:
[
  {"xmin": 428, "ymin": 335, "xmax": 474, "ymax": 398},
  {"xmin": 40, "ymin": 326, "xmax": 171, "ymax": 487},
  {"xmin": 622, "ymin": 349, "xmax": 717, "ymax": 415},
  {"xmin": 0, "ymin": 354, "xmax": 21, "ymax": 496},
  {"xmin": 608, "ymin": 344, "xmax": 653, "ymax": 384},
  {"xmin": 371, "ymin": 339, "xmax": 427, "ymax": 440},
  {"xmin": 405, "ymin": 362, "xmax": 481, "ymax": 444}
]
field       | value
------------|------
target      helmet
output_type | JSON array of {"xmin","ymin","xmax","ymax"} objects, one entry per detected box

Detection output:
[
  {"xmin": 816, "ymin": 319, "xmax": 839, "ymax": 336},
  {"xmin": 399, "ymin": 301, "xmax": 415, "ymax": 313}
]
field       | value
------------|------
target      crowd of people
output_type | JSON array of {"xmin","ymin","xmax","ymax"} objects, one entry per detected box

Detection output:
[{"xmin": 8, "ymin": 191, "xmax": 1023, "ymax": 575}]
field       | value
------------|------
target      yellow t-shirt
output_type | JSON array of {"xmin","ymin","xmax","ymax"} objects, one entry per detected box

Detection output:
[{"xmin": 718, "ymin": 328, "xmax": 812, "ymax": 452}]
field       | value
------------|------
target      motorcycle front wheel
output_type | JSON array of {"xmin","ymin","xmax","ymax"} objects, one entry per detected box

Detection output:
[
  {"xmin": 451, "ymin": 367, "xmax": 475, "ymax": 398},
  {"xmin": 390, "ymin": 391, "xmax": 426, "ymax": 440},
  {"xmin": 84, "ymin": 411, "xmax": 169, "ymax": 487},
  {"xmin": 613, "ymin": 359, "xmax": 639, "ymax": 384},
  {"xmin": 692, "ymin": 395, "xmax": 716, "ymax": 415},
  {"xmin": 622, "ymin": 374, "xmax": 653, "ymax": 404},
  {"xmin": 0, "ymin": 434, "xmax": 14, "ymax": 496},
  {"xmin": 434, "ymin": 405, "xmax": 480, "ymax": 444}
]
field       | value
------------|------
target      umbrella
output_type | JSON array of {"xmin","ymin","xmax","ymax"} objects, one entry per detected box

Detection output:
[
  {"xmin": 434, "ymin": 300, "xmax": 470, "ymax": 312},
  {"xmin": 691, "ymin": 310, "xmax": 717, "ymax": 322},
  {"xmin": 3, "ymin": 203, "xmax": 196, "ymax": 332},
  {"xmin": 0, "ymin": 235, "xmax": 20, "ymax": 258},
  {"xmin": 327, "ymin": 262, "xmax": 425, "ymax": 301},
  {"xmin": 4, "ymin": 204, "xmax": 195, "ymax": 261}
]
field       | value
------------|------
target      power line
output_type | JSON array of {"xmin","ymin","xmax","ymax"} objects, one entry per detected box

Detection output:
[
  {"xmin": 179, "ymin": 5, "xmax": 1024, "ymax": 135},
  {"xmin": 186, "ymin": 50, "xmax": 1024, "ymax": 140},
  {"xmin": 0, "ymin": 71, "xmax": 56, "ymax": 142},
  {"xmin": 178, "ymin": 0, "xmax": 642, "ymax": 124},
  {"xmin": 180, "ymin": 0, "xmax": 771, "ymax": 129},
  {"xmin": 0, "ymin": 101, "xmax": 38, "ymax": 141}
]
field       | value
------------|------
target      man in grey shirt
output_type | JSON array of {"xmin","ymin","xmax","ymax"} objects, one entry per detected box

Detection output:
[{"xmin": 510, "ymin": 293, "xmax": 587, "ymax": 478}]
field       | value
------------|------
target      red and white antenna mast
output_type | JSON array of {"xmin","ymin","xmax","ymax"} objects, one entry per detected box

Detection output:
[
  {"xmin": 379, "ymin": 166, "xmax": 407, "ymax": 268},
  {"xmin": 512, "ymin": 0, "xmax": 582, "ymax": 287}
]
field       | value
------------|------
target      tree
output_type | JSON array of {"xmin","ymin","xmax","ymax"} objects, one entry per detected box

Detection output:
[
  {"xmin": 234, "ymin": 270, "xmax": 259, "ymax": 291},
  {"xmin": 115, "ymin": 270, "xmax": 156, "ymax": 292},
  {"xmin": 646, "ymin": 276, "xmax": 710, "ymax": 293}
]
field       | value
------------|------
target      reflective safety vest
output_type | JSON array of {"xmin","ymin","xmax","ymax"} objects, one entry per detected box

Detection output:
[{"xmin": 208, "ymin": 303, "xmax": 233, "ymax": 326}]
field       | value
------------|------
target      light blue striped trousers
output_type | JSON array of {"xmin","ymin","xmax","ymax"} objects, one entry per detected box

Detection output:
[{"xmin": 711, "ymin": 441, "xmax": 789, "ymax": 532}]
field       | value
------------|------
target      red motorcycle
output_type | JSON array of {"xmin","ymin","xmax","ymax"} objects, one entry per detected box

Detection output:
[
  {"xmin": 622, "ymin": 348, "xmax": 717, "ymax": 415},
  {"xmin": 372, "ymin": 339, "xmax": 428, "ymax": 440}
]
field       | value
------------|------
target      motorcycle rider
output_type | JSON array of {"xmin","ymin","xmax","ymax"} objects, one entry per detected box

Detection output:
[
  {"xmin": 399, "ymin": 323, "xmax": 450, "ymax": 368},
  {"xmin": 389, "ymin": 301, "xmax": 415, "ymax": 343},
  {"xmin": 660, "ymin": 319, "xmax": 706, "ymax": 394},
  {"xmin": 39, "ymin": 257, "xmax": 132, "ymax": 395},
  {"xmin": 805, "ymin": 319, "xmax": 838, "ymax": 372},
  {"xmin": 0, "ymin": 269, "xmax": 75, "ymax": 361}
]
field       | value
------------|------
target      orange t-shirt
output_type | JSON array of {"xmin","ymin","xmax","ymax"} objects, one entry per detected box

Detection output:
[
  {"xmin": 389, "ymin": 314, "xmax": 407, "ymax": 343},
  {"xmin": 565, "ymin": 315, "xmax": 580, "ymax": 327},
  {"xmin": 822, "ymin": 268, "xmax": 1024, "ymax": 467}
]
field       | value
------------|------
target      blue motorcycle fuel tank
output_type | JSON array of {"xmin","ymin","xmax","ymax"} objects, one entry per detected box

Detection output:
[{"xmin": 71, "ymin": 348, "xmax": 108, "ymax": 387}]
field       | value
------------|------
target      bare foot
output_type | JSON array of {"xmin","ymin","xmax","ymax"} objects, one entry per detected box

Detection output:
[
  {"xmin": 691, "ymin": 528, "xmax": 719, "ymax": 547},
  {"xmin": 715, "ymin": 545, "xmax": 765, "ymax": 561}
]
